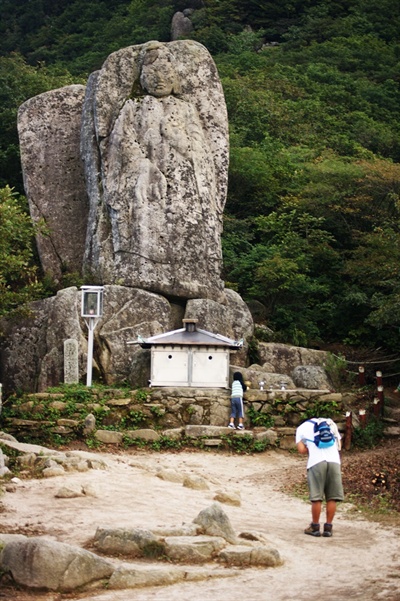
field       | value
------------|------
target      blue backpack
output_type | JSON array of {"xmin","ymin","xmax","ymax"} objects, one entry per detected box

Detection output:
[{"xmin": 307, "ymin": 419, "xmax": 335, "ymax": 448}]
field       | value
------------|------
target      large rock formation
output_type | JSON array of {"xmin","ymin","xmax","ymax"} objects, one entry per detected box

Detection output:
[
  {"xmin": 18, "ymin": 85, "xmax": 89, "ymax": 281},
  {"xmin": 7, "ymin": 40, "xmax": 252, "ymax": 393},
  {"xmin": 258, "ymin": 343, "xmax": 328, "ymax": 373},
  {"xmin": 0, "ymin": 501, "xmax": 281, "ymax": 593},
  {"xmin": 0, "ymin": 286, "xmax": 254, "ymax": 394},
  {"xmin": 81, "ymin": 40, "xmax": 228, "ymax": 301},
  {"xmin": 171, "ymin": 10, "xmax": 194, "ymax": 40},
  {"xmin": 18, "ymin": 41, "xmax": 229, "ymax": 302}
]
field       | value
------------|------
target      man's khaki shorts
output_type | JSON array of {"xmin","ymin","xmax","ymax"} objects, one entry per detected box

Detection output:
[{"xmin": 307, "ymin": 461, "xmax": 344, "ymax": 502}]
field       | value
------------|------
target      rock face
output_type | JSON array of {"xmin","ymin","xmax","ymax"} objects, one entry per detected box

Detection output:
[
  {"xmin": 18, "ymin": 86, "xmax": 89, "ymax": 281},
  {"xmin": 0, "ymin": 286, "xmax": 253, "ymax": 394},
  {"xmin": 186, "ymin": 289, "xmax": 254, "ymax": 366},
  {"xmin": 258, "ymin": 343, "xmax": 328, "ymax": 374},
  {"xmin": 171, "ymin": 10, "xmax": 194, "ymax": 40},
  {"xmin": 0, "ymin": 447, "xmax": 10, "ymax": 476},
  {"xmin": 10, "ymin": 40, "xmax": 254, "ymax": 391},
  {"xmin": 0, "ymin": 499, "xmax": 282, "ymax": 595},
  {"xmin": 17, "ymin": 42, "xmax": 229, "ymax": 302},
  {"xmin": 81, "ymin": 40, "xmax": 228, "ymax": 302},
  {"xmin": 0, "ymin": 288, "xmax": 86, "ymax": 394},
  {"xmin": 0, "ymin": 286, "xmax": 170, "ymax": 393},
  {"xmin": 291, "ymin": 365, "xmax": 331, "ymax": 389}
]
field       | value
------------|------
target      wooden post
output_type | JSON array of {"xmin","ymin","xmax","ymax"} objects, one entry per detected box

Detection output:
[
  {"xmin": 372, "ymin": 397, "xmax": 380, "ymax": 418},
  {"xmin": 344, "ymin": 411, "xmax": 352, "ymax": 451},
  {"xmin": 377, "ymin": 385, "xmax": 384, "ymax": 417},
  {"xmin": 375, "ymin": 371, "xmax": 384, "ymax": 417},
  {"xmin": 359, "ymin": 408, "xmax": 367, "ymax": 429},
  {"xmin": 358, "ymin": 365, "xmax": 365, "ymax": 387}
]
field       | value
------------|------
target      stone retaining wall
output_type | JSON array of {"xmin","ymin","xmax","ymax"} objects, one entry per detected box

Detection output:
[{"xmin": 1, "ymin": 387, "xmax": 354, "ymax": 450}]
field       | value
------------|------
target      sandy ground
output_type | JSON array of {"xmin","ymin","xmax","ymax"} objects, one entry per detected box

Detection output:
[{"xmin": 1, "ymin": 446, "xmax": 400, "ymax": 601}]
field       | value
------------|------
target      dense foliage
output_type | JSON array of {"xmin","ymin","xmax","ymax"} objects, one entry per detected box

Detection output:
[
  {"xmin": 1, "ymin": 0, "xmax": 400, "ymax": 352},
  {"xmin": 0, "ymin": 186, "xmax": 44, "ymax": 317}
]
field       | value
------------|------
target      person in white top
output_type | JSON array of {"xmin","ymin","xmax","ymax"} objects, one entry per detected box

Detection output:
[{"xmin": 296, "ymin": 417, "xmax": 344, "ymax": 537}]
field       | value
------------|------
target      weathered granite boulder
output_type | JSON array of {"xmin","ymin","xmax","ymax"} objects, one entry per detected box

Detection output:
[
  {"xmin": 43, "ymin": 465, "xmax": 66, "ymax": 478},
  {"xmin": 253, "ymin": 429, "xmax": 278, "ymax": 445},
  {"xmin": 233, "ymin": 343, "xmax": 331, "ymax": 390},
  {"xmin": 0, "ymin": 447, "xmax": 10, "ymax": 477},
  {"xmin": 171, "ymin": 8, "xmax": 193, "ymax": 40},
  {"xmin": 258, "ymin": 343, "xmax": 329, "ymax": 373},
  {"xmin": 93, "ymin": 527, "xmax": 164, "ymax": 557},
  {"xmin": 186, "ymin": 289, "xmax": 254, "ymax": 366},
  {"xmin": 0, "ymin": 537, "xmax": 114, "ymax": 592},
  {"xmin": 235, "ymin": 365, "xmax": 296, "ymax": 390},
  {"xmin": 183, "ymin": 474, "xmax": 210, "ymax": 490},
  {"xmin": 125, "ymin": 428, "xmax": 161, "ymax": 441},
  {"xmin": 55, "ymin": 485, "xmax": 85, "ymax": 499},
  {"xmin": 108, "ymin": 565, "xmax": 233, "ymax": 589},
  {"xmin": 213, "ymin": 489, "xmax": 241, "ymax": 506},
  {"xmin": 17, "ymin": 86, "xmax": 89, "ymax": 281},
  {"xmin": 83, "ymin": 413, "xmax": 96, "ymax": 434},
  {"xmin": 81, "ymin": 40, "xmax": 228, "ymax": 302},
  {"xmin": 0, "ymin": 287, "xmax": 87, "ymax": 393},
  {"xmin": 0, "ymin": 287, "xmax": 86, "ymax": 393},
  {"xmin": 94, "ymin": 430, "xmax": 124, "ymax": 444},
  {"xmin": 108, "ymin": 565, "xmax": 187, "ymax": 589},
  {"xmin": 0, "ymin": 534, "xmax": 27, "ymax": 567},
  {"xmin": 96, "ymin": 286, "xmax": 174, "ymax": 384},
  {"xmin": 149, "ymin": 524, "xmax": 200, "ymax": 538},
  {"xmin": 164, "ymin": 535, "xmax": 226, "ymax": 563},
  {"xmin": 0, "ymin": 297, "xmax": 53, "ymax": 394},
  {"xmin": 291, "ymin": 365, "xmax": 332, "ymax": 390},
  {"xmin": 218, "ymin": 544, "xmax": 282, "ymax": 567},
  {"xmin": 38, "ymin": 287, "xmax": 86, "ymax": 391},
  {"xmin": 192, "ymin": 503, "xmax": 238, "ymax": 545},
  {"xmin": 8, "ymin": 38, "xmax": 256, "ymax": 393},
  {"xmin": 185, "ymin": 425, "xmax": 233, "ymax": 438},
  {"xmin": 0, "ymin": 286, "xmax": 172, "ymax": 393},
  {"xmin": 171, "ymin": 10, "xmax": 194, "ymax": 40},
  {"xmin": 0, "ymin": 439, "xmax": 109, "ymax": 476},
  {"xmin": 0, "ymin": 284, "xmax": 255, "ymax": 393},
  {"xmin": 156, "ymin": 468, "xmax": 185, "ymax": 483}
]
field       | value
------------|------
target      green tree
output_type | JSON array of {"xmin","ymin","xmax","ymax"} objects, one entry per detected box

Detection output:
[{"xmin": 0, "ymin": 186, "xmax": 44, "ymax": 317}]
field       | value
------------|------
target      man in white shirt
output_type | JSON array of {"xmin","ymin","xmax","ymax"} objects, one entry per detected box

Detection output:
[{"xmin": 296, "ymin": 418, "xmax": 344, "ymax": 537}]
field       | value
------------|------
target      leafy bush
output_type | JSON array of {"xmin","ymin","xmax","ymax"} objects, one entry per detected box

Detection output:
[
  {"xmin": 135, "ymin": 389, "xmax": 149, "ymax": 403},
  {"xmin": 324, "ymin": 353, "xmax": 352, "ymax": 391},
  {"xmin": 0, "ymin": 186, "xmax": 44, "ymax": 317},
  {"xmin": 221, "ymin": 433, "xmax": 269, "ymax": 454},
  {"xmin": 352, "ymin": 416, "xmax": 384, "ymax": 449},
  {"xmin": 247, "ymin": 405, "xmax": 275, "ymax": 428},
  {"xmin": 151, "ymin": 435, "xmax": 183, "ymax": 451},
  {"xmin": 301, "ymin": 399, "xmax": 341, "ymax": 421}
]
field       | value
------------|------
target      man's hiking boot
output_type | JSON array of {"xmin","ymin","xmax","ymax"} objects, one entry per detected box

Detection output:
[
  {"xmin": 323, "ymin": 523, "xmax": 333, "ymax": 537},
  {"xmin": 304, "ymin": 523, "xmax": 321, "ymax": 537}
]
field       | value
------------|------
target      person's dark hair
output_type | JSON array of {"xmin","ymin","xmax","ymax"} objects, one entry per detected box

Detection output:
[{"xmin": 233, "ymin": 371, "xmax": 247, "ymax": 392}]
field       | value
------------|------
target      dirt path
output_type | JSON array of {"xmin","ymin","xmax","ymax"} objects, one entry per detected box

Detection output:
[{"xmin": 1, "ymin": 447, "xmax": 399, "ymax": 601}]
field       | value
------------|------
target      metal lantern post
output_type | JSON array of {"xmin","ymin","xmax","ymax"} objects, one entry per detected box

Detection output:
[{"xmin": 81, "ymin": 286, "xmax": 104, "ymax": 386}]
